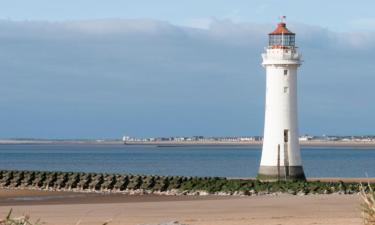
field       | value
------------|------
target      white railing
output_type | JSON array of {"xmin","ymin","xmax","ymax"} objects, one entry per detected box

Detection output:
[{"xmin": 262, "ymin": 52, "xmax": 301, "ymax": 61}]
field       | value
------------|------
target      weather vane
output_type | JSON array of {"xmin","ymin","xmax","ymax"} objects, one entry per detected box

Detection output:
[{"xmin": 279, "ymin": 15, "xmax": 286, "ymax": 23}]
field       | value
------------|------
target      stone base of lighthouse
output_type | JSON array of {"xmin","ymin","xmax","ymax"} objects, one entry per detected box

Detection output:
[{"xmin": 257, "ymin": 166, "xmax": 306, "ymax": 181}]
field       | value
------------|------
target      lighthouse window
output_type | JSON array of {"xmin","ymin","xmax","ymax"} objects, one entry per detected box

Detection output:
[
  {"xmin": 284, "ymin": 87, "xmax": 289, "ymax": 93},
  {"xmin": 269, "ymin": 34, "xmax": 295, "ymax": 46},
  {"xmin": 284, "ymin": 70, "xmax": 288, "ymax": 75}
]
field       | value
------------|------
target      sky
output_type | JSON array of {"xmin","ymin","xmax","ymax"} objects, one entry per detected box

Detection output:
[{"xmin": 0, "ymin": 1, "xmax": 375, "ymax": 138}]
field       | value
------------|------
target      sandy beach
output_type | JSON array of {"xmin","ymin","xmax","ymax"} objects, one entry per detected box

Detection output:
[{"xmin": 0, "ymin": 189, "xmax": 363, "ymax": 225}]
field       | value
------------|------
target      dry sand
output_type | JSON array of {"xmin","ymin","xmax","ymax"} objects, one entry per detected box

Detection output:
[{"xmin": 0, "ymin": 189, "xmax": 363, "ymax": 225}]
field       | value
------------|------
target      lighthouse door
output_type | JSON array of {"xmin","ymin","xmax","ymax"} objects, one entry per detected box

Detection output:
[
  {"xmin": 283, "ymin": 129, "xmax": 289, "ymax": 179},
  {"xmin": 277, "ymin": 144, "xmax": 281, "ymax": 180},
  {"xmin": 284, "ymin": 129, "xmax": 289, "ymax": 142}
]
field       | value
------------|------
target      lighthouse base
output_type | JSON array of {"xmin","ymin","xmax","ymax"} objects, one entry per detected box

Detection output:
[{"xmin": 257, "ymin": 166, "xmax": 306, "ymax": 181}]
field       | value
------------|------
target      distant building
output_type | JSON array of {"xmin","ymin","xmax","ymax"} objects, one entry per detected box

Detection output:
[
  {"xmin": 299, "ymin": 135, "xmax": 313, "ymax": 141},
  {"xmin": 122, "ymin": 136, "xmax": 130, "ymax": 142}
]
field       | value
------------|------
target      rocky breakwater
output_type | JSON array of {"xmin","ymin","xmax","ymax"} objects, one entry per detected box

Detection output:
[{"xmin": 0, "ymin": 170, "xmax": 374, "ymax": 196}]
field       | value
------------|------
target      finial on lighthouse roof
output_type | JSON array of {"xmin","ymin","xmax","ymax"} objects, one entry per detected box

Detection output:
[
  {"xmin": 280, "ymin": 15, "xmax": 286, "ymax": 23},
  {"xmin": 269, "ymin": 16, "xmax": 294, "ymax": 35}
]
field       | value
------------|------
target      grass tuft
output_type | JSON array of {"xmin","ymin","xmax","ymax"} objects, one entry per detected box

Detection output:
[
  {"xmin": 0, "ymin": 209, "xmax": 110, "ymax": 225},
  {"xmin": 360, "ymin": 183, "xmax": 375, "ymax": 225},
  {"xmin": 0, "ymin": 209, "xmax": 42, "ymax": 225}
]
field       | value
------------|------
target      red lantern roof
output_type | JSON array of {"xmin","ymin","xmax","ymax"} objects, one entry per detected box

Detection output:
[{"xmin": 269, "ymin": 22, "xmax": 294, "ymax": 35}]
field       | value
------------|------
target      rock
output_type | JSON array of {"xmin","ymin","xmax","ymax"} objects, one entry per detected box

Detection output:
[
  {"xmin": 153, "ymin": 176, "xmax": 169, "ymax": 192},
  {"xmin": 113, "ymin": 175, "xmax": 129, "ymax": 191},
  {"xmin": 233, "ymin": 191, "xmax": 246, "ymax": 196},
  {"xmin": 32, "ymin": 172, "xmax": 47, "ymax": 188},
  {"xmin": 197, "ymin": 191, "xmax": 209, "ymax": 196},
  {"xmin": 20, "ymin": 171, "xmax": 35, "ymax": 188},
  {"xmin": 0, "ymin": 171, "xmax": 14, "ymax": 187},
  {"xmin": 77, "ymin": 173, "xmax": 92, "ymax": 190},
  {"xmin": 168, "ymin": 177, "xmax": 183, "ymax": 189},
  {"xmin": 216, "ymin": 191, "xmax": 230, "ymax": 196},
  {"xmin": 9, "ymin": 171, "xmax": 24, "ymax": 188},
  {"xmin": 44, "ymin": 172, "xmax": 58, "ymax": 189},
  {"xmin": 140, "ymin": 176, "xmax": 155, "ymax": 190},
  {"xmin": 101, "ymin": 174, "xmax": 116, "ymax": 191},
  {"xmin": 88, "ymin": 174, "xmax": 104, "ymax": 190},
  {"xmin": 127, "ymin": 176, "xmax": 142, "ymax": 190}
]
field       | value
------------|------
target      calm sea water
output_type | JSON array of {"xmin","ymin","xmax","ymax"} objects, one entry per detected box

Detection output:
[{"xmin": 0, "ymin": 144, "xmax": 374, "ymax": 178}]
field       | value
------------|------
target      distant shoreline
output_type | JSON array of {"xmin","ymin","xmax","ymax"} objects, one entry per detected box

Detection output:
[{"xmin": 1, "ymin": 139, "xmax": 375, "ymax": 148}]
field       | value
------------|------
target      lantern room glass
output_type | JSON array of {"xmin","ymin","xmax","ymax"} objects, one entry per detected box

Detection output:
[{"xmin": 269, "ymin": 34, "xmax": 295, "ymax": 47}]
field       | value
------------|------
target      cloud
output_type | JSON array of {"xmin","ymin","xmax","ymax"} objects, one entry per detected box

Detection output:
[
  {"xmin": 0, "ymin": 19, "xmax": 374, "ymax": 138},
  {"xmin": 64, "ymin": 19, "xmax": 180, "ymax": 35},
  {"xmin": 184, "ymin": 18, "xmax": 214, "ymax": 29},
  {"xmin": 349, "ymin": 18, "xmax": 375, "ymax": 31},
  {"xmin": 336, "ymin": 31, "xmax": 375, "ymax": 49}
]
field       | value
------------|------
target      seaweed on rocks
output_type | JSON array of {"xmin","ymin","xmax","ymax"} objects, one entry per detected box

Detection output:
[
  {"xmin": 44, "ymin": 172, "xmax": 58, "ymax": 189},
  {"xmin": 113, "ymin": 175, "xmax": 129, "ymax": 191},
  {"xmin": 33, "ymin": 172, "xmax": 47, "ymax": 188},
  {"xmin": 140, "ymin": 176, "xmax": 156, "ymax": 190},
  {"xmin": 220, "ymin": 179, "xmax": 248, "ymax": 194},
  {"xmin": 53, "ymin": 172, "xmax": 69, "ymax": 189},
  {"xmin": 77, "ymin": 173, "xmax": 92, "ymax": 190},
  {"xmin": 65, "ymin": 173, "xmax": 80, "ymax": 190},
  {"xmin": 180, "ymin": 177, "xmax": 226, "ymax": 194},
  {"xmin": 0, "ymin": 171, "xmax": 13, "ymax": 187},
  {"xmin": 127, "ymin": 175, "xmax": 142, "ymax": 190},
  {"xmin": 168, "ymin": 176, "xmax": 183, "ymax": 190},
  {"xmin": 89, "ymin": 174, "xmax": 104, "ymax": 191},
  {"xmin": 1, "ymin": 170, "xmax": 374, "ymax": 196},
  {"xmin": 32, "ymin": 172, "xmax": 47, "ymax": 188},
  {"xmin": 153, "ymin": 176, "xmax": 169, "ymax": 192},
  {"xmin": 20, "ymin": 171, "xmax": 36, "ymax": 188},
  {"xmin": 101, "ymin": 174, "xmax": 116, "ymax": 191},
  {"xmin": 9, "ymin": 171, "xmax": 24, "ymax": 188}
]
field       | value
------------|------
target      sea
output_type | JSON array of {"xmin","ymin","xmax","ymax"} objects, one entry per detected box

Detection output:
[{"xmin": 0, "ymin": 144, "xmax": 374, "ymax": 178}]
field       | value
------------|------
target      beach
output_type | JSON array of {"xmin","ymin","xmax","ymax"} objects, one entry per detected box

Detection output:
[{"xmin": 0, "ymin": 189, "xmax": 362, "ymax": 225}]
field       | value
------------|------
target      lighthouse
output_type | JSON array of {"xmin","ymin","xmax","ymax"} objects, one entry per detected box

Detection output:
[{"xmin": 258, "ymin": 18, "xmax": 306, "ymax": 181}]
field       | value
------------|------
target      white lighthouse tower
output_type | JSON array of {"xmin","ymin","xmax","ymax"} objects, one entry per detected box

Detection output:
[{"xmin": 258, "ymin": 18, "xmax": 306, "ymax": 181}]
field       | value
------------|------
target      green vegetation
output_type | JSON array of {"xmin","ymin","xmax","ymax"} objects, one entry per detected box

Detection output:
[
  {"xmin": 0, "ymin": 170, "xmax": 374, "ymax": 195},
  {"xmin": 179, "ymin": 177, "xmax": 371, "ymax": 195}
]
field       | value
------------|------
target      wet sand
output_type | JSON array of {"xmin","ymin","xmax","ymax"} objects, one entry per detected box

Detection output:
[
  {"xmin": 0, "ymin": 189, "xmax": 363, "ymax": 225},
  {"xmin": 0, "ymin": 189, "xmax": 221, "ymax": 206}
]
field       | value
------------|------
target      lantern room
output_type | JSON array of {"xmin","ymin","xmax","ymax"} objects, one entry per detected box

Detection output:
[{"xmin": 268, "ymin": 22, "xmax": 295, "ymax": 48}]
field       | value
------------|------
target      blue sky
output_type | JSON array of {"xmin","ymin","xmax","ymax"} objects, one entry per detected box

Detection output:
[{"xmin": 0, "ymin": 1, "xmax": 375, "ymax": 138}]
